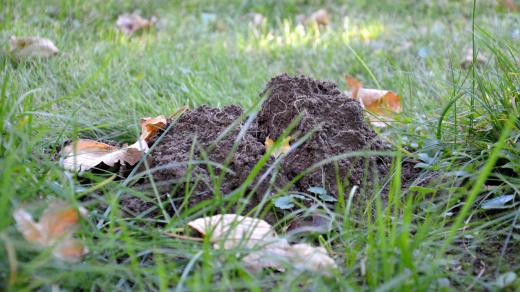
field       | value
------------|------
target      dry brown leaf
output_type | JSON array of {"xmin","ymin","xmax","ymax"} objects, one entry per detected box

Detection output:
[
  {"xmin": 139, "ymin": 116, "xmax": 167, "ymax": 142},
  {"xmin": 52, "ymin": 238, "xmax": 89, "ymax": 263},
  {"xmin": 308, "ymin": 9, "xmax": 330, "ymax": 26},
  {"xmin": 345, "ymin": 75, "xmax": 401, "ymax": 127},
  {"xmin": 461, "ymin": 48, "xmax": 488, "ymax": 69},
  {"xmin": 116, "ymin": 13, "xmax": 156, "ymax": 34},
  {"xmin": 186, "ymin": 214, "xmax": 336, "ymax": 274},
  {"xmin": 264, "ymin": 136, "xmax": 291, "ymax": 158},
  {"xmin": 61, "ymin": 115, "xmax": 167, "ymax": 172},
  {"xmin": 61, "ymin": 139, "xmax": 143, "ymax": 172},
  {"xmin": 9, "ymin": 36, "xmax": 59, "ymax": 58},
  {"xmin": 13, "ymin": 200, "xmax": 88, "ymax": 263}
]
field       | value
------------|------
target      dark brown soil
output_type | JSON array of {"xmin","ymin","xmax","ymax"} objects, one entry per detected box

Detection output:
[
  {"xmin": 123, "ymin": 74, "xmax": 393, "ymax": 216},
  {"xmin": 254, "ymin": 74, "xmax": 391, "ymax": 194}
]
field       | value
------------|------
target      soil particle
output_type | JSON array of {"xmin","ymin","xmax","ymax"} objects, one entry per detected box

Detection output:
[{"xmin": 254, "ymin": 74, "xmax": 391, "ymax": 195}]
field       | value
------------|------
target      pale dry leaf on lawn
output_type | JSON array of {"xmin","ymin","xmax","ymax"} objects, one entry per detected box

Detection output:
[
  {"xmin": 308, "ymin": 9, "xmax": 330, "ymax": 26},
  {"xmin": 186, "ymin": 214, "xmax": 337, "ymax": 274},
  {"xmin": 460, "ymin": 48, "xmax": 488, "ymax": 69},
  {"xmin": 187, "ymin": 214, "xmax": 276, "ymax": 249},
  {"xmin": 345, "ymin": 75, "xmax": 401, "ymax": 127},
  {"xmin": 264, "ymin": 136, "xmax": 291, "ymax": 158},
  {"xmin": 61, "ymin": 139, "xmax": 142, "ymax": 172},
  {"xmin": 61, "ymin": 115, "xmax": 167, "ymax": 172},
  {"xmin": 116, "ymin": 13, "xmax": 156, "ymax": 34},
  {"xmin": 243, "ymin": 239, "xmax": 337, "ymax": 275},
  {"xmin": 246, "ymin": 13, "xmax": 266, "ymax": 27},
  {"xmin": 9, "ymin": 36, "xmax": 59, "ymax": 58},
  {"xmin": 13, "ymin": 200, "xmax": 88, "ymax": 263},
  {"xmin": 52, "ymin": 237, "xmax": 89, "ymax": 263}
]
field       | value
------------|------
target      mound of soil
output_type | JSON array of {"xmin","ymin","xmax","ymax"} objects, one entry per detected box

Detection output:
[
  {"xmin": 128, "ymin": 74, "xmax": 391, "ymax": 216},
  {"xmin": 254, "ymin": 74, "xmax": 390, "ymax": 193}
]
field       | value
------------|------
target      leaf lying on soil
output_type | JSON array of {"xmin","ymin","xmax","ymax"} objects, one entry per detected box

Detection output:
[
  {"xmin": 13, "ymin": 200, "xmax": 88, "ymax": 263},
  {"xmin": 116, "ymin": 13, "xmax": 156, "ymax": 34},
  {"xmin": 9, "ymin": 36, "xmax": 59, "ymax": 58},
  {"xmin": 345, "ymin": 75, "xmax": 401, "ymax": 127},
  {"xmin": 186, "ymin": 214, "xmax": 337, "ymax": 274},
  {"xmin": 264, "ymin": 136, "xmax": 291, "ymax": 158},
  {"xmin": 61, "ymin": 115, "xmax": 167, "ymax": 172}
]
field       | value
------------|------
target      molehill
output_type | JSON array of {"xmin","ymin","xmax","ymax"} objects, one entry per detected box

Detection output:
[{"xmin": 127, "ymin": 74, "xmax": 392, "ymax": 215}]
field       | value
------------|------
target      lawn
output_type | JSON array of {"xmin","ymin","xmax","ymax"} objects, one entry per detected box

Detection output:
[{"xmin": 1, "ymin": 0, "xmax": 519, "ymax": 290}]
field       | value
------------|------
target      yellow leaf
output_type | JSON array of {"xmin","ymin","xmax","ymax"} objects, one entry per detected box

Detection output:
[
  {"xmin": 116, "ymin": 13, "xmax": 156, "ymax": 34},
  {"xmin": 264, "ymin": 136, "xmax": 291, "ymax": 158},
  {"xmin": 9, "ymin": 36, "xmax": 59, "ymax": 58}
]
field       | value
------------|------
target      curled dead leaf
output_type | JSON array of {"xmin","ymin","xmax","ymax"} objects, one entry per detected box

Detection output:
[
  {"xmin": 264, "ymin": 136, "xmax": 291, "ymax": 158},
  {"xmin": 13, "ymin": 200, "xmax": 88, "ymax": 263},
  {"xmin": 140, "ymin": 115, "xmax": 167, "ymax": 142},
  {"xmin": 296, "ymin": 9, "xmax": 330, "ymax": 26},
  {"xmin": 116, "ymin": 13, "xmax": 156, "ymax": 34},
  {"xmin": 246, "ymin": 13, "xmax": 266, "ymax": 28},
  {"xmin": 461, "ymin": 48, "xmax": 488, "ymax": 69},
  {"xmin": 188, "ymin": 214, "xmax": 275, "ymax": 249},
  {"xmin": 9, "ymin": 36, "xmax": 59, "ymax": 58},
  {"xmin": 345, "ymin": 75, "xmax": 401, "ymax": 127},
  {"xmin": 61, "ymin": 115, "xmax": 167, "ymax": 172},
  {"xmin": 61, "ymin": 139, "xmax": 143, "ymax": 172},
  {"xmin": 308, "ymin": 9, "xmax": 330, "ymax": 26},
  {"xmin": 185, "ymin": 214, "xmax": 336, "ymax": 274}
]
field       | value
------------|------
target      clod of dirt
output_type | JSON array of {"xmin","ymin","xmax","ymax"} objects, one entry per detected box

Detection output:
[{"xmin": 254, "ymin": 74, "xmax": 391, "ymax": 195}]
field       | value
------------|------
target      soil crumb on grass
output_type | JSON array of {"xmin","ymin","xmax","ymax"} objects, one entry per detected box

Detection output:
[{"xmin": 127, "ymin": 74, "xmax": 393, "ymax": 216}]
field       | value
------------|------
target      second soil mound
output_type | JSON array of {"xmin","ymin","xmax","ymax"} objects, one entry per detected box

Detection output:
[{"xmin": 254, "ymin": 74, "xmax": 390, "ymax": 194}]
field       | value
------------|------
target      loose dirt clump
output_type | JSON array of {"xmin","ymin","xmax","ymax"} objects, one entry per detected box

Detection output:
[{"xmin": 254, "ymin": 74, "xmax": 391, "ymax": 195}]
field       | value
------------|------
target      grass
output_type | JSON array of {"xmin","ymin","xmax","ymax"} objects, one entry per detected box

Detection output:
[{"xmin": 1, "ymin": 0, "xmax": 519, "ymax": 290}]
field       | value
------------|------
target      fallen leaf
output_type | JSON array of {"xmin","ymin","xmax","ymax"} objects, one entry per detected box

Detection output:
[
  {"xmin": 188, "ymin": 214, "xmax": 275, "ymax": 249},
  {"xmin": 61, "ymin": 139, "xmax": 142, "ymax": 172},
  {"xmin": 139, "ymin": 115, "xmax": 167, "ymax": 142},
  {"xmin": 264, "ymin": 136, "xmax": 291, "ymax": 158},
  {"xmin": 246, "ymin": 13, "xmax": 266, "ymax": 27},
  {"xmin": 116, "ymin": 13, "xmax": 156, "ymax": 34},
  {"xmin": 13, "ymin": 200, "xmax": 88, "ymax": 263},
  {"xmin": 345, "ymin": 75, "xmax": 401, "ymax": 127},
  {"xmin": 9, "ymin": 36, "xmax": 59, "ymax": 58},
  {"xmin": 61, "ymin": 115, "xmax": 167, "ymax": 172},
  {"xmin": 186, "ymin": 214, "xmax": 337, "ymax": 274},
  {"xmin": 460, "ymin": 48, "xmax": 488, "ymax": 69},
  {"xmin": 296, "ymin": 9, "xmax": 330, "ymax": 26},
  {"xmin": 308, "ymin": 9, "xmax": 330, "ymax": 26},
  {"xmin": 52, "ymin": 238, "xmax": 89, "ymax": 263}
]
